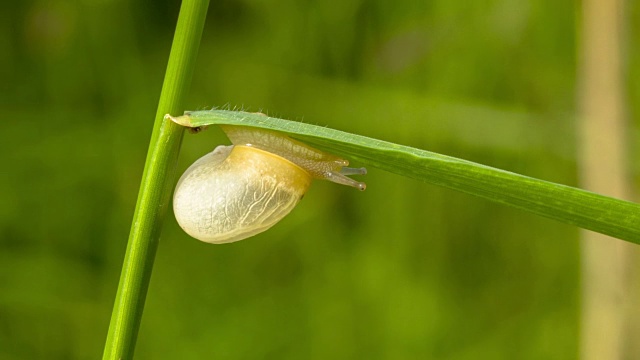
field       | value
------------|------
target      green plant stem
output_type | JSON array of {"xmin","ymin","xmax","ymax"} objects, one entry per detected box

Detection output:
[
  {"xmin": 169, "ymin": 110, "xmax": 640, "ymax": 244},
  {"xmin": 102, "ymin": 1, "xmax": 209, "ymax": 359}
]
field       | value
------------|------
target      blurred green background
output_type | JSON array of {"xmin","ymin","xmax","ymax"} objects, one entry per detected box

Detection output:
[{"xmin": 2, "ymin": 0, "xmax": 638, "ymax": 359}]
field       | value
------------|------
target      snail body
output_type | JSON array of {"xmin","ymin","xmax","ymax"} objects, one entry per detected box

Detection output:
[{"xmin": 173, "ymin": 125, "xmax": 366, "ymax": 244}]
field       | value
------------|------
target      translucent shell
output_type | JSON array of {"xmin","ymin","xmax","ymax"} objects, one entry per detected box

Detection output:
[
  {"xmin": 173, "ymin": 125, "xmax": 366, "ymax": 244},
  {"xmin": 174, "ymin": 145, "xmax": 312, "ymax": 243}
]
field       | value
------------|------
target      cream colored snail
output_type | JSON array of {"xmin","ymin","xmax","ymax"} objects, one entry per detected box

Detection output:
[{"xmin": 173, "ymin": 125, "xmax": 366, "ymax": 244}]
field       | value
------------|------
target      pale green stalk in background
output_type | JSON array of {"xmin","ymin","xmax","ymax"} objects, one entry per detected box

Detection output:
[
  {"xmin": 578, "ymin": 0, "xmax": 639, "ymax": 358},
  {"xmin": 102, "ymin": 1, "xmax": 210, "ymax": 359}
]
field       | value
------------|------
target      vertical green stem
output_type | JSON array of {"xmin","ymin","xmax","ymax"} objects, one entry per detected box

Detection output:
[{"xmin": 102, "ymin": 1, "xmax": 209, "ymax": 359}]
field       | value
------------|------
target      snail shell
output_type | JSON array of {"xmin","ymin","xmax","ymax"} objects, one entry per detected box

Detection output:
[{"xmin": 173, "ymin": 125, "xmax": 366, "ymax": 244}]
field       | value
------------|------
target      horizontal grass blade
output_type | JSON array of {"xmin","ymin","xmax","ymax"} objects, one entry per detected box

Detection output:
[{"xmin": 168, "ymin": 110, "xmax": 640, "ymax": 244}]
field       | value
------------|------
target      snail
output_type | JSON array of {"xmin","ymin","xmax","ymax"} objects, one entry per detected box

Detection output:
[{"xmin": 173, "ymin": 125, "xmax": 366, "ymax": 244}]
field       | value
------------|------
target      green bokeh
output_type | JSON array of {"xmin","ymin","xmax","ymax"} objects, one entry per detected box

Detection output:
[{"xmin": 2, "ymin": 0, "xmax": 636, "ymax": 358}]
